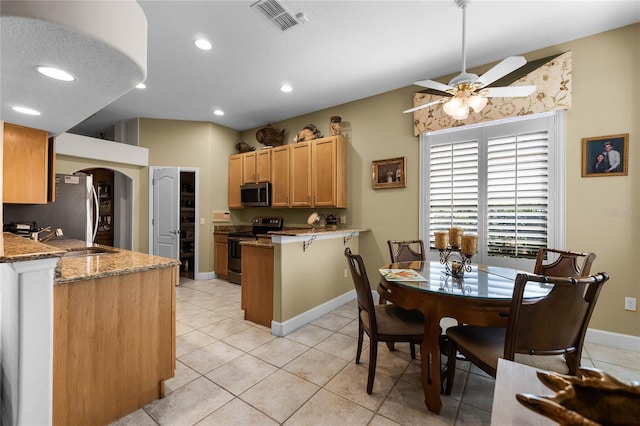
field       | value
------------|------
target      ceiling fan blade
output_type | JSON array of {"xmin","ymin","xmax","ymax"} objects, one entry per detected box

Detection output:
[
  {"xmin": 403, "ymin": 99, "xmax": 444, "ymax": 114},
  {"xmin": 474, "ymin": 56, "xmax": 527, "ymax": 88},
  {"xmin": 481, "ymin": 85, "xmax": 536, "ymax": 98},
  {"xmin": 414, "ymin": 79, "xmax": 455, "ymax": 93}
]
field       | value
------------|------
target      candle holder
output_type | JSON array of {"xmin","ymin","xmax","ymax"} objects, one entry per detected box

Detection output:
[{"xmin": 438, "ymin": 245, "xmax": 473, "ymax": 278}]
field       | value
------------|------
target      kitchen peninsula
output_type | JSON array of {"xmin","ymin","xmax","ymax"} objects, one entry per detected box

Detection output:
[
  {"xmin": 0, "ymin": 233, "xmax": 179, "ymax": 425},
  {"xmin": 240, "ymin": 227, "xmax": 367, "ymax": 336}
]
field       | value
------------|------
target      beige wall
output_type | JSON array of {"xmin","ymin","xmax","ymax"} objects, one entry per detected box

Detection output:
[
  {"xmin": 237, "ymin": 24, "xmax": 639, "ymax": 337},
  {"xmin": 138, "ymin": 118, "xmax": 239, "ymax": 271},
  {"xmin": 134, "ymin": 24, "xmax": 637, "ymax": 337}
]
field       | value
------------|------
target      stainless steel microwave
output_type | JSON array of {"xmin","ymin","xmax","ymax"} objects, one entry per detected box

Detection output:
[{"xmin": 240, "ymin": 182, "xmax": 271, "ymax": 207}]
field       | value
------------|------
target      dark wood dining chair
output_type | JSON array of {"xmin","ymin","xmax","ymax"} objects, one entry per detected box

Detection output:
[
  {"xmin": 534, "ymin": 248, "xmax": 596, "ymax": 277},
  {"xmin": 344, "ymin": 248, "xmax": 424, "ymax": 394},
  {"xmin": 387, "ymin": 240, "xmax": 426, "ymax": 263},
  {"xmin": 443, "ymin": 272, "xmax": 609, "ymax": 395}
]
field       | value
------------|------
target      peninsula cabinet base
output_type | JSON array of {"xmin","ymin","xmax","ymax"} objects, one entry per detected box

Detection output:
[{"xmin": 53, "ymin": 266, "xmax": 177, "ymax": 425}]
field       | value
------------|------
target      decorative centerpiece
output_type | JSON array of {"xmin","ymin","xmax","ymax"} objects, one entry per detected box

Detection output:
[{"xmin": 434, "ymin": 227, "xmax": 478, "ymax": 278}]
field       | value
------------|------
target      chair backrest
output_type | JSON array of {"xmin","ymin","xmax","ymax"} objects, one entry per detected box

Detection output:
[
  {"xmin": 344, "ymin": 248, "xmax": 377, "ymax": 334},
  {"xmin": 534, "ymin": 248, "xmax": 596, "ymax": 277},
  {"xmin": 504, "ymin": 272, "xmax": 609, "ymax": 373},
  {"xmin": 387, "ymin": 240, "xmax": 426, "ymax": 263}
]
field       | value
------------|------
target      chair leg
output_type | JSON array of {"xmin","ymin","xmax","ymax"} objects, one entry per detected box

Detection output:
[
  {"xmin": 367, "ymin": 339, "xmax": 378, "ymax": 394},
  {"xmin": 444, "ymin": 338, "xmax": 457, "ymax": 396},
  {"xmin": 385, "ymin": 341, "xmax": 396, "ymax": 351},
  {"xmin": 356, "ymin": 322, "xmax": 364, "ymax": 364},
  {"xmin": 409, "ymin": 342, "xmax": 416, "ymax": 359}
]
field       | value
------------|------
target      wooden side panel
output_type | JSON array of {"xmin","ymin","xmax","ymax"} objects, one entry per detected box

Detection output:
[
  {"xmin": 3, "ymin": 123, "xmax": 49, "ymax": 204},
  {"xmin": 53, "ymin": 266, "xmax": 177, "ymax": 425},
  {"xmin": 241, "ymin": 245, "xmax": 274, "ymax": 327}
]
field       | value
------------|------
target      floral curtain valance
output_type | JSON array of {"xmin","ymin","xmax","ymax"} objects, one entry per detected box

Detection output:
[{"xmin": 412, "ymin": 51, "xmax": 572, "ymax": 135}]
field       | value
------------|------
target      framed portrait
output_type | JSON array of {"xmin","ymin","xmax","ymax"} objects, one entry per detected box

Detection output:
[
  {"xmin": 581, "ymin": 134, "xmax": 628, "ymax": 177},
  {"xmin": 372, "ymin": 157, "xmax": 406, "ymax": 189}
]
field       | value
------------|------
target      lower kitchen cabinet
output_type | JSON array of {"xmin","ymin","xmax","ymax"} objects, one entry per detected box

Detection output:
[
  {"xmin": 214, "ymin": 233, "xmax": 228, "ymax": 278},
  {"xmin": 241, "ymin": 243, "xmax": 273, "ymax": 327}
]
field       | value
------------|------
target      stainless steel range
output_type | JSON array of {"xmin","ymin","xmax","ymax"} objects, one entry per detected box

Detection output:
[{"xmin": 227, "ymin": 217, "xmax": 283, "ymax": 284}]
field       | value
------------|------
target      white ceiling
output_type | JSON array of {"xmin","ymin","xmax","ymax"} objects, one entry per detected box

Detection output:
[{"xmin": 4, "ymin": 1, "xmax": 640, "ymax": 138}]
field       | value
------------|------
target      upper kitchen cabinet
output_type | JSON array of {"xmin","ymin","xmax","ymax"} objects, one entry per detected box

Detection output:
[
  {"xmin": 228, "ymin": 154, "xmax": 243, "ymax": 209},
  {"xmin": 242, "ymin": 150, "xmax": 271, "ymax": 184},
  {"xmin": 290, "ymin": 136, "xmax": 347, "ymax": 208},
  {"xmin": 3, "ymin": 123, "xmax": 55, "ymax": 204},
  {"xmin": 270, "ymin": 145, "xmax": 290, "ymax": 207}
]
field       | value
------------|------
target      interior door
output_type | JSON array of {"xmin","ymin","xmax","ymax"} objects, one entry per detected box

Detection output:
[{"xmin": 152, "ymin": 168, "xmax": 180, "ymax": 259}]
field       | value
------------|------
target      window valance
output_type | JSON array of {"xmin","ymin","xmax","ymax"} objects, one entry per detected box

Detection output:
[{"xmin": 411, "ymin": 51, "xmax": 571, "ymax": 136}]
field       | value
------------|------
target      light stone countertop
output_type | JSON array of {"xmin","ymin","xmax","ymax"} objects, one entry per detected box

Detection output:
[
  {"xmin": 267, "ymin": 227, "xmax": 368, "ymax": 236},
  {"xmin": 1, "ymin": 233, "xmax": 180, "ymax": 284}
]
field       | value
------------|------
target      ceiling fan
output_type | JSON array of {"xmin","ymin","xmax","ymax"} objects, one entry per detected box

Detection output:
[{"xmin": 403, "ymin": 0, "xmax": 536, "ymax": 119}]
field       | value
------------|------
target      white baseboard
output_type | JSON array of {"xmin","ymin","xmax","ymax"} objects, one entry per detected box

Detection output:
[
  {"xmin": 585, "ymin": 328, "xmax": 640, "ymax": 352},
  {"xmin": 271, "ymin": 290, "xmax": 356, "ymax": 337},
  {"xmin": 196, "ymin": 271, "xmax": 216, "ymax": 281}
]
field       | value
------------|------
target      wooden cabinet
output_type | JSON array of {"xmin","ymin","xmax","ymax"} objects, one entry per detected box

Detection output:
[
  {"xmin": 214, "ymin": 233, "xmax": 228, "ymax": 278},
  {"xmin": 270, "ymin": 145, "xmax": 290, "ymax": 207},
  {"xmin": 242, "ymin": 150, "xmax": 271, "ymax": 183},
  {"xmin": 241, "ymin": 243, "xmax": 274, "ymax": 327},
  {"xmin": 290, "ymin": 136, "xmax": 347, "ymax": 208},
  {"xmin": 228, "ymin": 154, "xmax": 243, "ymax": 209},
  {"xmin": 290, "ymin": 141, "xmax": 313, "ymax": 207},
  {"xmin": 3, "ymin": 122, "xmax": 54, "ymax": 204},
  {"xmin": 53, "ymin": 265, "xmax": 177, "ymax": 425},
  {"xmin": 228, "ymin": 135, "xmax": 347, "ymax": 209}
]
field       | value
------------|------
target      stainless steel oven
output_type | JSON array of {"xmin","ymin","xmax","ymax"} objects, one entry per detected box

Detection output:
[{"xmin": 227, "ymin": 217, "xmax": 283, "ymax": 284}]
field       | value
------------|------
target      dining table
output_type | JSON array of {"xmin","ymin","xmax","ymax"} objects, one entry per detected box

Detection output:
[{"xmin": 378, "ymin": 260, "xmax": 552, "ymax": 415}]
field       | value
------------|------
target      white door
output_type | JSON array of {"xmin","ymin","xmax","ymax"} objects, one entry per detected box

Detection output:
[{"xmin": 152, "ymin": 168, "xmax": 180, "ymax": 259}]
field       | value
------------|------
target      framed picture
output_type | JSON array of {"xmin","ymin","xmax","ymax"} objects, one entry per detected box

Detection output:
[
  {"xmin": 372, "ymin": 157, "xmax": 406, "ymax": 189},
  {"xmin": 581, "ymin": 133, "xmax": 628, "ymax": 177}
]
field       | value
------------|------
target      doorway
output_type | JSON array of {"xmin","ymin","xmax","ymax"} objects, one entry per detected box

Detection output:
[
  {"xmin": 79, "ymin": 167, "xmax": 133, "ymax": 250},
  {"xmin": 149, "ymin": 167, "xmax": 198, "ymax": 279}
]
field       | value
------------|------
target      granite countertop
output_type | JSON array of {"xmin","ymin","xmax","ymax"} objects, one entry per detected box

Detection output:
[
  {"xmin": 268, "ymin": 227, "xmax": 368, "ymax": 236},
  {"xmin": 0, "ymin": 232, "xmax": 65, "ymax": 262},
  {"xmin": 1, "ymin": 233, "xmax": 180, "ymax": 284}
]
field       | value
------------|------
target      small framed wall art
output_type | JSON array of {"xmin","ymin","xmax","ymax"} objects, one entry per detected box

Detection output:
[
  {"xmin": 581, "ymin": 133, "xmax": 628, "ymax": 177},
  {"xmin": 372, "ymin": 157, "xmax": 406, "ymax": 189}
]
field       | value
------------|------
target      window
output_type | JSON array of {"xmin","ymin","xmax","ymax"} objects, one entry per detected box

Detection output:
[{"xmin": 420, "ymin": 112, "xmax": 565, "ymax": 271}]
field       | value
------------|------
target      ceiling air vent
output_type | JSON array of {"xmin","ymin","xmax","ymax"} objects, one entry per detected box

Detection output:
[{"xmin": 250, "ymin": 0, "xmax": 301, "ymax": 32}]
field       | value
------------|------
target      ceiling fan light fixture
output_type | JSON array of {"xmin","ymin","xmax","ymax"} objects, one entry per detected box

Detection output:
[
  {"xmin": 451, "ymin": 106, "xmax": 469, "ymax": 120},
  {"xmin": 468, "ymin": 95, "xmax": 488, "ymax": 113},
  {"xmin": 443, "ymin": 97, "xmax": 464, "ymax": 115}
]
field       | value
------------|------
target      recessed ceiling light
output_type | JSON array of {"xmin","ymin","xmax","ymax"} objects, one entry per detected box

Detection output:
[
  {"xmin": 136, "ymin": 83, "xmax": 146, "ymax": 89},
  {"xmin": 194, "ymin": 39, "xmax": 212, "ymax": 50},
  {"xmin": 213, "ymin": 109, "xmax": 224, "ymax": 116},
  {"xmin": 280, "ymin": 85, "xmax": 292, "ymax": 93},
  {"xmin": 36, "ymin": 66, "xmax": 75, "ymax": 81},
  {"xmin": 13, "ymin": 106, "xmax": 41, "ymax": 115}
]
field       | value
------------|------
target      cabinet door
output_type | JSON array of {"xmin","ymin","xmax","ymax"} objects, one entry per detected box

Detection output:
[
  {"xmin": 228, "ymin": 154, "xmax": 243, "ymax": 208},
  {"xmin": 3, "ymin": 123, "xmax": 50, "ymax": 204},
  {"xmin": 256, "ymin": 149, "xmax": 271, "ymax": 182},
  {"xmin": 214, "ymin": 234, "xmax": 228, "ymax": 276},
  {"xmin": 289, "ymin": 141, "xmax": 312, "ymax": 207},
  {"xmin": 270, "ymin": 145, "xmax": 290, "ymax": 207},
  {"xmin": 242, "ymin": 152, "xmax": 257, "ymax": 183},
  {"xmin": 313, "ymin": 136, "xmax": 347, "ymax": 208}
]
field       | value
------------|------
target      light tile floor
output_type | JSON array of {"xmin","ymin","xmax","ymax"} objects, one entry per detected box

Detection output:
[{"xmin": 114, "ymin": 277, "xmax": 640, "ymax": 426}]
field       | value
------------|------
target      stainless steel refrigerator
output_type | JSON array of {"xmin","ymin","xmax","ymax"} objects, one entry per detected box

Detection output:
[{"xmin": 4, "ymin": 174, "xmax": 98, "ymax": 244}]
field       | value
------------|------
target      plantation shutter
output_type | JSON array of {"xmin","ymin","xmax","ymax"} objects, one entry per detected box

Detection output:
[
  {"xmin": 486, "ymin": 130, "xmax": 549, "ymax": 259},
  {"xmin": 428, "ymin": 137, "xmax": 479, "ymax": 247},
  {"xmin": 423, "ymin": 113, "xmax": 560, "ymax": 268}
]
